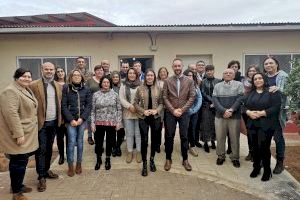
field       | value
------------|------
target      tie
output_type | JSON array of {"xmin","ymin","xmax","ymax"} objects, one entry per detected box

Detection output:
[{"xmin": 177, "ymin": 78, "xmax": 180, "ymax": 96}]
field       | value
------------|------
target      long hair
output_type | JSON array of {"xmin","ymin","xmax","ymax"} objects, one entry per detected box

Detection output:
[
  {"xmin": 54, "ymin": 66, "xmax": 66, "ymax": 82},
  {"xmin": 183, "ymin": 69, "xmax": 198, "ymax": 87},
  {"xmin": 263, "ymin": 56, "xmax": 280, "ymax": 72},
  {"xmin": 250, "ymin": 72, "xmax": 268, "ymax": 91},
  {"xmin": 245, "ymin": 65, "xmax": 260, "ymax": 78},
  {"xmin": 143, "ymin": 68, "xmax": 157, "ymax": 86}
]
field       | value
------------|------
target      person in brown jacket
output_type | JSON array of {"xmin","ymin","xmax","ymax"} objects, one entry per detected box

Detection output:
[
  {"xmin": 0, "ymin": 68, "xmax": 38, "ymax": 200},
  {"xmin": 134, "ymin": 69, "xmax": 163, "ymax": 176},
  {"xmin": 29, "ymin": 62, "xmax": 62, "ymax": 192},
  {"xmin": 163, "ymin": 58, "xmax": 196, "ymax": 171}
]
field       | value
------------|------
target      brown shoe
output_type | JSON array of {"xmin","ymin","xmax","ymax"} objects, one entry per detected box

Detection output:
[
  {"xmin": 182, "ymin": 160, "xmax": 192, "ymax": 171},
  {"xmin": 75, "ymin": 162, "xmax": 82, "ymax": 174},
  {"xmin": 37, "ymin": 178, "xmax": 46, "ymax": 192},
  {"xmin": 46, "ymin": 170, "xmax": 59, "ymax": 179},
  {"xmin": 10, "ymin": 185, "xmax": 32, "ymax": 194},
  {"xmin": 12, "ymin": 193, "xmax": 27, "ymax": 200},
  {"xmin": 164, "ymin": 159, "xmax": 172, "ymax": 171},
  {"xmin": 68, "ymin": 163, "xmax": 75, "ymax": 177}
]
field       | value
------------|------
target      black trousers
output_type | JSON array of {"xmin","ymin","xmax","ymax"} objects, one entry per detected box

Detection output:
[
  {"xmin": 35, "ymin": 120, "xmax": 57, "ymax": 180},
  {"xmin": 112, "ymin": 128, "xmax": 125, "ymax": 149},
  {"xmin": 56, "ymin": 124, "xmax": 68, "ymax": 157},
  {"xmin": 94, "ymin": 125, "xmax": 115, "ymax": 157},
  {"xmin": 139, "ymin": 117, "xmax": 161, "ymax": 161},
  {"xmin": 9, "ymin": 154, "xmax": 29, "ymax": 194},
  {"xmin": 249, "ymin": 127, "xmax": 274, "ymax": 171},
  {"xmin": 164, "ymin": 111, "xmax": 190, "ymax": 160}
]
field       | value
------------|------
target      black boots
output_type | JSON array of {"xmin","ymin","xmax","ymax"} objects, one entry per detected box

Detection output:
[
  {"xmin": 150, "ymin": 157, "xmax": 157, "ymax": 172},
  {"xmin": 250, "ymin": 167, "xmax": 261, "ymax": 178},
  {"xmin": 116, "ymin": 147, "xmax": 122, "ymax": 157},
  {"xmin": 273, "ymin": 158, "xmax": 284, "ymax": 174},
  {"xmin": 245, "ymin": 151, "xmax": 253, "ymax": 162},
  {"xmin": 261, "ymin": 168, "xmax": 272, "ymax": 181},
  {"xmin": 58, "ymin": 156, "xmax": 64, "ymax": 165},
  {"xmin": 112, "ymin": 148, "xmax": 117, "ymax": 157},
  {"xmin": 204, "ymin": 142, "xmax": 210, "ymax": 153},
  {"xmin": 142, "ymin": 161, "xmax": 148, "ymax": 176},
  {"xmin": 105, "ymin": 157, "xmax": 111, "ymax": 170},
  {"xmin": 95, "ymin": 156, "xmax": 102, "ymax": 170},
  {"xmin": 211, "ymin": 141, "xmax": 216, "ymax": 149}
]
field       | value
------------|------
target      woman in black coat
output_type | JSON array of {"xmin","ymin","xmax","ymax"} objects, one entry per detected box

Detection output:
[
  {"xmin": 244, "ymin": 73, "xmax": 281, "ymax": 181},
  {"xmin": 62, "ymin": 69, "xmax": 92, "ymax": 177}
]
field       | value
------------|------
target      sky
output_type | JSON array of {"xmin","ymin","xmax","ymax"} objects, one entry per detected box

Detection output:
[{"xmin": 0, "ymin": 0, "xmax": 299, "ymax": 25}]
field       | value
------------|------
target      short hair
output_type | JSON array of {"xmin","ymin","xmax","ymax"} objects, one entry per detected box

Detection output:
[
  {"xmin": 173, "ymin": 58, "xmax": 183, "ymax": 64},
  {"xmin": 133, "ymin": 60, "xmax": 141, "ymax": 66},
  {"xmin": 67, "ymin": 69, "xmax": 85, "ymax": 84},
  {"xmin": 99, "ymin": 75, "xmax": 113, "ymax": 89},
  {"xmin": 13, "ymin": 68, "xmax": 31, "ymax": 80},
  {"xmin": 205, "ymin": 65, "xmax": 215, "ymax": 71},
  {"xmin": 143, "ymin": 68, "xmax": 157, "ymax": 85},
  {"xmin": 263, "ymin": 56, "xmax": 280, "ymax": 71},
  {"xmin": 76, "ymin": 56, "xmax": 85, "ymax": 62},
  {"xmin": 121, "ymin": 60, "xmax": 129, "ymax": 65},
  {"xmin": 157, "ymin": 67, "xmax": 169, "ymax": 80},
  {"xmin": 227, "ymin": 60, "xmax": 241, "ymax": 70},
  {"xmin": 94, "ymin": 65, "xmax": 103, "ymax": 72},
  {"xmin": 196, "ymin": 60, "xmax": 205, "ymax": 65}
]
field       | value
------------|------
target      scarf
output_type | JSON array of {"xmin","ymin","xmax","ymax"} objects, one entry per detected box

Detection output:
[{"xmin": 124, "ymin": 79, "xmax": 140, "ymax": 102}]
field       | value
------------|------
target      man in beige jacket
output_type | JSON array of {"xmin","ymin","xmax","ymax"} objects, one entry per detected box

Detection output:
[{"xmin": 30, "ymin": 62, "xmax": 62, "ymax": 192}]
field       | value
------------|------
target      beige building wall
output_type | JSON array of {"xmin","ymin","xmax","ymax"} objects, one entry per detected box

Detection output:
[{"xmin": 0, "ymin": 31, "xmax": 300, "ymax": 91}]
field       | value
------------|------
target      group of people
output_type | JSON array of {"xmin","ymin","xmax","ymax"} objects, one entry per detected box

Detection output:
[{"xmin": 0, "ymin": 55, "xmax": 288, "ymax": 200}]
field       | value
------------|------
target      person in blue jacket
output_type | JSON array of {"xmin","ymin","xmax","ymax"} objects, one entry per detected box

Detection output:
[{"xmin": 183, "ymin": 69, "xmax": 202, "ymax": 157}]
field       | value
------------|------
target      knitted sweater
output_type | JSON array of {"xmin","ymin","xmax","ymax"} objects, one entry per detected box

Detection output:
[
  {"xmin": 91, "ymin": 89, "xmax": 122, "ymax": 127},
  {"xmin": 212, "ymin": 80, "xmax": 244, "ymax": 119}
]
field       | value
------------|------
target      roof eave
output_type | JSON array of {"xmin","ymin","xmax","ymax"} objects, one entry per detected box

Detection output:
[{"xmin": 1, "ymin": 25, "xmax": 300, "ymax": 33}]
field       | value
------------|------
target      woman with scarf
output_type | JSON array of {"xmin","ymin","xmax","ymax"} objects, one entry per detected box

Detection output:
[
  {"xmin": 263, "ymin": 56, "xmax": 288, "ymax": 174},
  {"xmin": 61, "ymin": 69, "xmax": 92, "ymax": 177},
  {"xmin": 111, "ymin": 71, "xmax": 126, "ymax": 157},
  {"xmin": 200, "ymin": 65, "xmax": 221, "ymax": 152},
  {"xmin": 119, "ymin": 68, "xmax": 142, "ymax": 163}
]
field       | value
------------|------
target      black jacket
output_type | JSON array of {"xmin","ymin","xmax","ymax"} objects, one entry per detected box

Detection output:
[
  {"xmin": 201, "ymin": 77, "xmax": 221, "ymax": 106},
  {"xmin": 61, "ymin": 83, "xmax": 92, "ymax": 123},
  {"xmin": 243, "ymin": 90, "xmax": 281, "ymax": 131}
]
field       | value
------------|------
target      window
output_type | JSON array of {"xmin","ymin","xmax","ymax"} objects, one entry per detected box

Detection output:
[
  {"xmin": 244, "ymin": 53, "xmax": 300, "ymax": 74},
  {"xmin": 118, "ymin": 55, "xmax": 154, "ymax": 72},
  {"xmin": 17, "ymin": 56, "xmax": 91, "ymax": 80}
]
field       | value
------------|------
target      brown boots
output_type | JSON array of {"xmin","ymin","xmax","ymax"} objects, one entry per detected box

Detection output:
[
  {"xmin": 68, "ymin": 163, "xmax": 82, "ymax": 176},
  {"xmin": 68, "ymin": 163, "xmax": 75, "ymax": 177},
  {"xmin": 75, "ymin": 162, "xmax": 82, "ymax": 174}
]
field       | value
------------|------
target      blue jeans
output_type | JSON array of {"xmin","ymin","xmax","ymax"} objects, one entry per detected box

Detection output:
[
  {"xmin": 188, "ymin": 112, "xmax": 199, "ymax": 147},
  {"xmin": 124, "ymin": 119, "xmax": 141, "ymax": 152},
  {"xmin": 35, "ymin": 120, "xmax": 57, "ymax": 180},
  {"xmin": 67, "ymin": 122, "xmax": 86, "ymax": 164}
]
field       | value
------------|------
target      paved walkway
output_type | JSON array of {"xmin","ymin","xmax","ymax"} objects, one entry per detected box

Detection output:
[{"xmin": 1, "ymin": 130, "xmax": 300, "ymax": 200}]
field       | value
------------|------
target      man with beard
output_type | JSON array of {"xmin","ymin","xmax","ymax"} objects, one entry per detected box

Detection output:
[
  {"xmin": 163, "ymin": 58, "xmax": 196, "ymax": 171},
  {"xmin": 30, "ymin": 62, "xmax": 62, "ymax": 192},
  {"xmin": 120, "ymin": 60, "xmax": 130, "ymax": 79}
]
